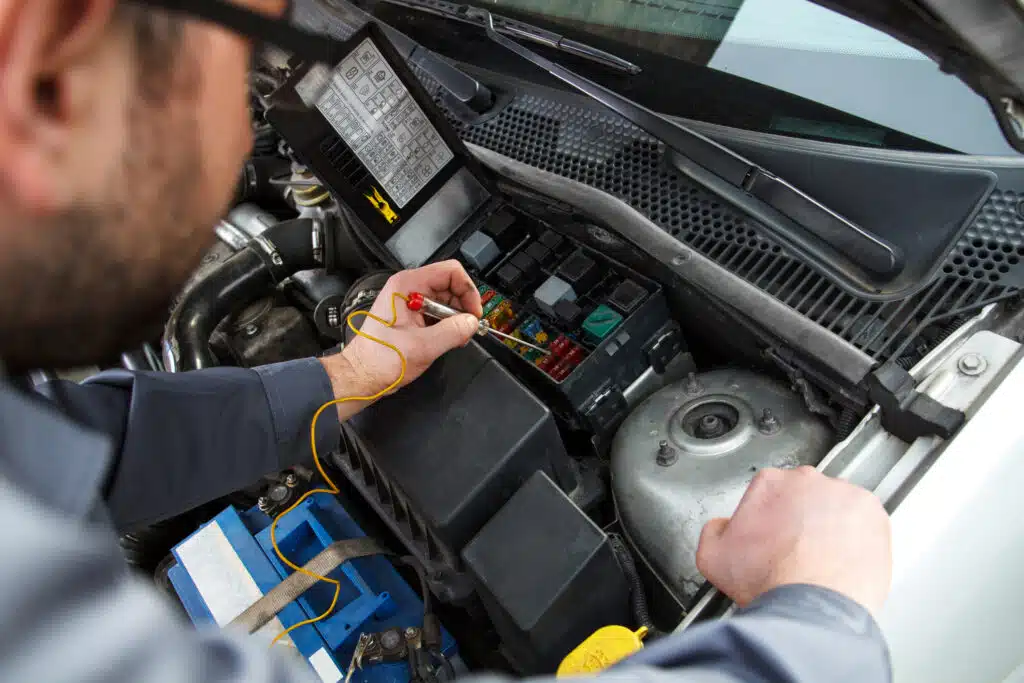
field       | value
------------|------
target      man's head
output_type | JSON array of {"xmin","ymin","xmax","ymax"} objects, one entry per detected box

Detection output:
[{"xmin": 0, "ymin": 0, "xmax": 283, "ymax": 371}]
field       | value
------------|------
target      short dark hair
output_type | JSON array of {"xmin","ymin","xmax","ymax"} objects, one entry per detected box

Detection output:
[{"xmin": 114, "ymin": 3, "xmax": 186, "ymax": 100}]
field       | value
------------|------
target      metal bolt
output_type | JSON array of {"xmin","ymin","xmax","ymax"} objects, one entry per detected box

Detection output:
[
  {"xmin": 311, "ymin": 220, "xmax": 324, "ymax": 264},
  {"xmin": 695, "ymin": 414, "xmax": 726, "ymax": 439},
  {"xmin": 758, "ymin": 408, "xmax": 781, "ymax": 435},
  {"xmin": 284, "ymin": 474, "xmax": 298, "ymax": 488},
  {"xmin": 380, "ymin": 630, "xmax": 402, "ymax": 649},
  {"xmin": 684, "ymin": 372, "xmax": 703, "ymax": 396},
  {"xmin": 958, "ymin": 352, "xmax": 987, "ymax": 376},
  {"xmin": 405, "ymin": 627, "xmax": 418, "ymax": 639},
  {"xmin": 268, "ymin": 484, "xmax": 291, "ymax": 503},
  {"xmin": 656, "ymin": 440, "xmax": 678, "ymax": 466},
  {"xmin": 244, "ymin": 323, "xmax": 260, "ymax": 337},
  {"xmin": 326, "ymin": 306, "xmax": 341, "ymax": 328},
  {"xmin": 257, "ymin": 496, "xmax": 271, "ymax": 513},
  {"xmin": 700, "ymin": 415, "xmax": 721, "ymax": 430}
]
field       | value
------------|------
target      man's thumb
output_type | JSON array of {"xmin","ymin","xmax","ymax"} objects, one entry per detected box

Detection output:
[{"xmin": 422, "ymin": 314, "xmax": 479, "ymax": 357}]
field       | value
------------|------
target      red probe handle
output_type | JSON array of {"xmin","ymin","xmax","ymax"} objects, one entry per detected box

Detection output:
[{"xmin": 407, "ymin": 291, "xmax": 425, "ymax": 311}]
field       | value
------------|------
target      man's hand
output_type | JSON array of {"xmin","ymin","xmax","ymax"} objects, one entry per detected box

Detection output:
[
  {"xmin": 696, "ymin": 467, "xmax": 892, "ymax": 615},
  {"xmin": 319, "ymin": 261, "xmax": 483, "ymax": 419}
]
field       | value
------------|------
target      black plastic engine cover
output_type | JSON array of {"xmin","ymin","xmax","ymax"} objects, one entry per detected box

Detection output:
[
  {"xmin": 462, "ymin": 471, "xmax": 630, "ymax": 673},
  {"xmin": 347, "ymin": 342, "xmax": 572, "ymax": 553}
]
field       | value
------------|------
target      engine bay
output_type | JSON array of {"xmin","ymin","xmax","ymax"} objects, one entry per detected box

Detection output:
[{"xmin": 141, "ymin": 15, "xmax": 1024, "ymax": 682}]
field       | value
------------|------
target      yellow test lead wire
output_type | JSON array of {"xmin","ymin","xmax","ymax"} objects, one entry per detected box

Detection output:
[{"xmin": 267, "ymin": 291, "xmax": 410, "ymax": 647}]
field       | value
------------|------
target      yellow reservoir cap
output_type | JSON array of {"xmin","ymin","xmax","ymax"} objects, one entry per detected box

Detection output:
[{"xmin": 556, "ymin": 625, "xmax": 649, "ymax": 677}]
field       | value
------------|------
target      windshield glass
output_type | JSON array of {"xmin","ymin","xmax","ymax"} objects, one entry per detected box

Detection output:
[{"xmin": 362, "ymin": 0, "xmax": 1017, "ymax": 155}]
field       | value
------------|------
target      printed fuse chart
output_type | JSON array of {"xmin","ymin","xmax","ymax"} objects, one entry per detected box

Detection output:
[{"xmin": 298, "ymin": 38, "xmax": 454, "ymax": 209}]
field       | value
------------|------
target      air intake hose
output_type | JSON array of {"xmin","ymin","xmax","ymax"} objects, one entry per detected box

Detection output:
[{"xmin": 163, "ymin": 218, "xmax": 324, "ymax": 371}]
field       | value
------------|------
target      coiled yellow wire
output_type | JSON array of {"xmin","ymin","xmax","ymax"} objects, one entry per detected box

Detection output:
[{"xmin": 268, "ymin": 291, "xmax": 409, "ymax": 647}]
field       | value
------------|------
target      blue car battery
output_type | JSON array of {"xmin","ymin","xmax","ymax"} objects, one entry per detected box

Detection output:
[{"xmin": 167, "ymin": 492, "xmax": 457, "ymax": 683}]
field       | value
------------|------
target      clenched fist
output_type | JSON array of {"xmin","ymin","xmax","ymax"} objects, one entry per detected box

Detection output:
[{"xmin": 696, "ymin": 467, "xmax": 892, "ymax": 615}]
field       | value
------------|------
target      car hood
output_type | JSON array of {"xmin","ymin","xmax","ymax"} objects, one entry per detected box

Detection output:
[{"xmin": 810, "ymin": 0, "xmax": 1024, "ymax": 152}]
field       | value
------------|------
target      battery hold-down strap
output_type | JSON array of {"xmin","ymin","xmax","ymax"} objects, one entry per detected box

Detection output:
[{"xmin": 230, "ymin": 537, "xmax": 392, "ymax": 635}]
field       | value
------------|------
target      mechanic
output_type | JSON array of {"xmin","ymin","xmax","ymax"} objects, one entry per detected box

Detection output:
[{"xmin": 0, "ymin": 1, "xmax": 892, "ymax": 682}]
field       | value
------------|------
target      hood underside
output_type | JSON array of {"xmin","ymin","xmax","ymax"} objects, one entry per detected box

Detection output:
[{"xmin": 812, "ymin": 0, "xmax": 1024, "ymax": 153}]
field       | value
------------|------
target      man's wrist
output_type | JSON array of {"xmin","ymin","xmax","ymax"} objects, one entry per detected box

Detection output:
[{"xmin": 319, "ymin": 351, "xmax": 380, "ymax": 421}]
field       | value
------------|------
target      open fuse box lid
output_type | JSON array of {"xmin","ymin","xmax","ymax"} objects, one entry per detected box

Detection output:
[{"xmin": 264, "ymin": 22, "xmax": 493, "ymax": 268}]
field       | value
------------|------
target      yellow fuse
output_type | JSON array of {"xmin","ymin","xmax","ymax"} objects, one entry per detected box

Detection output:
[
  {"xmin": 486, "ymin": 300, "xmax": 514, "ymax": 329},
  {"xmin": 557, "ymin": 626, "xmax": 648, "ymax": 677},
  {"xmin": 504, "ymin": 329, "xmax": 524, "ymax": 350}
]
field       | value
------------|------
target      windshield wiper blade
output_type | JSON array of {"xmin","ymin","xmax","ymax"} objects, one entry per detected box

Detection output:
[
  {"xmin": 375, "ymin": 0, "xmax": 642, "ymax": 75},
  {"xmin": 469, "ymin": 8, "xmax": 903, "ymax": 285}
]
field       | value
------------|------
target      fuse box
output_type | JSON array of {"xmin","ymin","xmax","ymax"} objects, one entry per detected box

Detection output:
[{"xmin": 449, "ymin": 207, "xmax": 684, "ymax": 438}]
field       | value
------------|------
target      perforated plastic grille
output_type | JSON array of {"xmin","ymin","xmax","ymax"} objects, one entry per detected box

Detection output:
[
  {"xmin": 421, "ymin": 77, "xmax": 1019, "ymax": 364},
  {"xmin": 943, "ymin": 190, "xmax": 1024, "ymax": 285}
]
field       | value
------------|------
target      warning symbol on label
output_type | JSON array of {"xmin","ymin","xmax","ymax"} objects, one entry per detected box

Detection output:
[{"xmin": 365, "ymin": 186, "xmax": 399, "ymax": 224}]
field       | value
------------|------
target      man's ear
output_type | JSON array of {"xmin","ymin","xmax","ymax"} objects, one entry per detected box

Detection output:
[{"xmin": 0, "ymin": 0, "xmax": 117, "ymax": 212}]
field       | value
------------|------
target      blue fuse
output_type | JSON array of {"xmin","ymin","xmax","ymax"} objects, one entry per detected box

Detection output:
[{"xmin": 519, "ymin": 317, "xmax": 547, "ymax": 344}]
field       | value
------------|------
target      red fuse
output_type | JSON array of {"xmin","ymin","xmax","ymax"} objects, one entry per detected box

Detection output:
[
  {"xmin": 536, "ymin": 353, "xmax": 557, "ymax": 373},
  {"xmin": 550, "ymin": 335, "xmax": 571, "ymax": 357},
  {"xmin": 481, "ymin": 289, "xmax": 497, "ymax": 306},
  {"xmin": 563, "ymin": 345, "xmax": 584, "ymax": 366},
  {"xmin": 550, "ymin": 358, "xmax": 573, "ymax": 381}
]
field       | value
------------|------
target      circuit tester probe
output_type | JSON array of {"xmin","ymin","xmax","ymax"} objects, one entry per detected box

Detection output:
[{"xmin": 406, "ymin": 292, "xmax": 551, "ymax": 356}]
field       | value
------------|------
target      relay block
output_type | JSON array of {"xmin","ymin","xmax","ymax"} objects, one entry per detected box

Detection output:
[{"xmin": 450, "ymin": 207, "xmax": 684, "ymax": 438}]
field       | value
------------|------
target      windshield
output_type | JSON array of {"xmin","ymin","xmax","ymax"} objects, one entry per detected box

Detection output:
[{"xmin": 361, "ymin": 0, "xmax": 1017, "ymax": 155}]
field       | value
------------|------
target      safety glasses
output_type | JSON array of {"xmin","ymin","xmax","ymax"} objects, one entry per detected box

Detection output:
[{"xmin": 130, "ymin": 0, "xmax": 348, "ymax": 70}]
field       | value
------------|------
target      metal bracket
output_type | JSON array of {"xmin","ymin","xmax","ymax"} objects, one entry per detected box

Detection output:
[
  {"xmin": 867, "ymin": 363, "xmax": 965, "ymax": 442},
  {"xmin": 643, "ymin": 323, "xmax": 684, "ymax": 374},
  {"xmin": 582, "ymin": 384, "xmax": 628, "ymax": 435}
]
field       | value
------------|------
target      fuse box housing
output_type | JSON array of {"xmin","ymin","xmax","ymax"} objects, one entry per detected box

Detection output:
[{"xmin": 436, "ymin": 207, "xmax": 684, "ymax": 440}]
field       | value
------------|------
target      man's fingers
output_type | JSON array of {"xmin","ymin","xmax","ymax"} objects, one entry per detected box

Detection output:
[
  {"xmin": 390, "ymin": 261, "xmax": 482, "ymax": 318},
  {"xmin": 417, "ymin": 314, "xmax": 479, "ymax": 359}
]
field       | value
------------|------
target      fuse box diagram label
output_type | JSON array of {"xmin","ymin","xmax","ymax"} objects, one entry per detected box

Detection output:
[{"xmin": 297, "ymin": 38, "xmax": 454, "ymax": 209}]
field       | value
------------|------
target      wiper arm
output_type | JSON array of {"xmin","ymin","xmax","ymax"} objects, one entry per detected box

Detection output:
[
  {"xmin": 375, "ymin": 0, "xmax": 642, "ymax": 75},
  {"xmin": 470, "ymin": 8, "xmax": 903, "ymax": 286}
]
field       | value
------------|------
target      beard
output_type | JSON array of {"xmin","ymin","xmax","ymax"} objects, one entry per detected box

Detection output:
[{"xmin": 0, "ymin": 90, "xmax": 219, "ymax": 373}]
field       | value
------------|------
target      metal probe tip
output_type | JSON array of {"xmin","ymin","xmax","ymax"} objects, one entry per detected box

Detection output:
[{"xmin": 483, "ymin": 326, "xmax": 552, "ymax": 356}]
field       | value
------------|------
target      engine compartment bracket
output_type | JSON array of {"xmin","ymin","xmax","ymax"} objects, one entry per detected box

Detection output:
[{"xmin": 867, "ymin": 363, "xmax": 965, "ymax": 442}]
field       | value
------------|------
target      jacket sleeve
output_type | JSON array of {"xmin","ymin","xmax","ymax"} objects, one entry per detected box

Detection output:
[
  {"xmin": 0, "ymin": 474, "xmax": 320, "ymax": 683},
  {"xmin": 35, "ymin": 358, "xmax": 339, "ymax": 531},
  {"xmin": 606, "ymin": 584, "xmax": 892, "ymax": 682}
]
